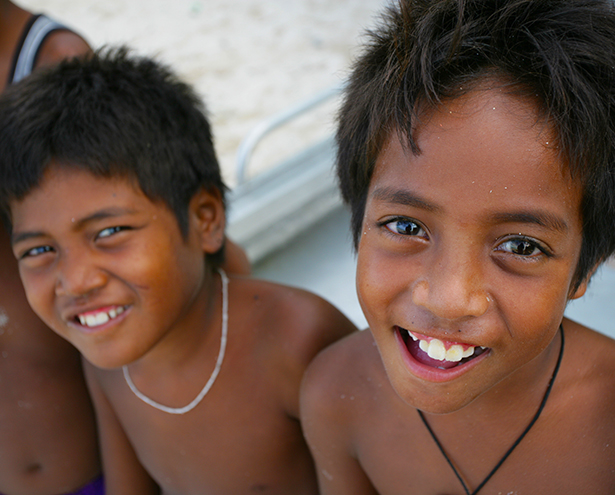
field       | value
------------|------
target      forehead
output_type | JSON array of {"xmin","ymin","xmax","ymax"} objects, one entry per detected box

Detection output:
[
  {"xmin": 10, "ymin": 165, "xmax": 156, "ymax": 228},
  {"xmin": 369, "ymin": 89, "xmax": 582, "ymax": 223}
]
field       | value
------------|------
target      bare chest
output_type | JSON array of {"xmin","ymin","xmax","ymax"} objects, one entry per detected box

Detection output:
[
  {"xmin": 104, "ymin": 367, "xmax": 317, "ymax": 494},
  {"xmin": 355, "ymin": 403, "xmax": 615, "ymax": 495}
]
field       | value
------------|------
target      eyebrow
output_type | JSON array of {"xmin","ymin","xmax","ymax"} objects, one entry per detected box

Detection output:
[
  {"xmin": 11, "ymin": 207, "xmax": 138, "ymax": 245},
  {"xmin": 489, "ymin": 211, "xmax": 570, "ymax": 233},
  {"xmin": 370, "ymin": 187, "xmax": 570, "ymax": 233},
  {"xmin": 371, "ymin": 187, "xmax": 441, "ymax": 212}
]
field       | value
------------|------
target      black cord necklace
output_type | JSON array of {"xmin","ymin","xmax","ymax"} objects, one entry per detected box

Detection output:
[{"xmin": 418, "ymin": 324, "xmax": 564, "ymax": 495}]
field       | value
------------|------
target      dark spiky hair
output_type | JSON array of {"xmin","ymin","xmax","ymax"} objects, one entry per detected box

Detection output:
[
  {"xmin": 337, "ymin": 0, "xmax": 615, "ymax": 289},
  {"xmin": 0, "ymin": 46, "xmax": 225, "ymax": 264}
]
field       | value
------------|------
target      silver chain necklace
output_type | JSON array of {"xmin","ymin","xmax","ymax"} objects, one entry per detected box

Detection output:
[{"xmin": 122, "ymin": 269, "xmax": 228, "ymax": 415}]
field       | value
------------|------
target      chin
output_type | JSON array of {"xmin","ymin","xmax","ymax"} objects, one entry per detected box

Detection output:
[
  {"xmin": 80, "ymin": 349, "xmax": 131, "ymax": 370},
  {"xmin": 389, "ymin": 375, "xmax": 485, "ymax": 415}
]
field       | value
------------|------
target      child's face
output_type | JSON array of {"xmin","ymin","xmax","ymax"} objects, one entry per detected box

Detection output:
[
  {"xmin": 10, "ymin": 165, "xmax": 223, "ymax": 369},
  {"xmin": 356, "ymin": 88, "xmax": 587, "ymax": 414}
]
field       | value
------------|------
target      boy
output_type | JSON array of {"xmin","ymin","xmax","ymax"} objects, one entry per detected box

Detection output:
[
  {"xmin": 300, "ymin": 0, "xmax": 615, "ymax": 493},
  {"xmin": 0, "ymin": 2, "xmax": 103, "ymax": 494},
  {"xmin": 0, "ymin": 48, "xmax": 356, "ymax": 494}
]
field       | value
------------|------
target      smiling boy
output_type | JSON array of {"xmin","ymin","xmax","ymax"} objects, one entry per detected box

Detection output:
[
  {"xmin": 0, "ymin": 48, "xmax": 356, "ymax": 494},
  {"xmin": 300, "ymin": 1, "xmax": 615, "ymax": 493}
]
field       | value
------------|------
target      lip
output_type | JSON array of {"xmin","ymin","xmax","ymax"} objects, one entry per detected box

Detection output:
[
  {"xmin": 394, "ymin": 326, "xmax": 490, "ymax": 382},
  {"xmin": 65, "ymin": 304, "xmax": 131, "ymax": 334}
]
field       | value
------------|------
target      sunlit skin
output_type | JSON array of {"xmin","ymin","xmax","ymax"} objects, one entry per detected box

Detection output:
[
  {"xmin": 11, "ymin": 165, "xmax": 218, "ymax": 371},
  {"xmin": 0, "ymin": 4, "xmax": 100, "ymax": 492},
  {"xmin": 357, "ymin": 89, "xmax": 585, "ymax": 415},
  {"xmin": 10, "ymin": 164, "xmax": 356, "ymax": 494},
  {"xmin": 300, "ymin": 88, "xmax": 615, "ymax": 494}
]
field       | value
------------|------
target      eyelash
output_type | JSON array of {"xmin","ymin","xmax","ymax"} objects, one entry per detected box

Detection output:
[
  {"xmin": 97, "ymin": 226, "xmax": 128, "ymax": 239},
  {"xmin": 380, "ymin": 217, "xmax": 551, "ymax": 260},
  {"xmin": 381, "ymin": 217, "xmax": 428, "ymax": 239},
  {"xmin": 21, "ymin": 245, "xmax": 53, "ymax": 259},
  {"xmin": 495, "ymin": 236, "xmax": 552, "ymax": 258}
]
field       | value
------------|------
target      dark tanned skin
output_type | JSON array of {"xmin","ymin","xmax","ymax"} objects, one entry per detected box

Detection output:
[
  {"xmin": 301, "ymin": 88, "xmax": 615, "ymax": 495},
  {"xmin": 0, "ymin": 8, "xmax": 251, "ymax": 491},
  {"xmin": 10, "ymin": 166, "xmax": 356, "ymax": 494},
  {"xmin": 0, "ymin": 2, "xmax": 101, "ymax": 494}
]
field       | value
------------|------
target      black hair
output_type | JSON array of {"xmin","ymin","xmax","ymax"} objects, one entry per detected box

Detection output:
[
  {"xmin": 337, "ymin": 0, "xmax": 615, "ymax": 289},
  {"xmin": 0, "ymin": 46, "xmax": 226, "ymax": 265}
]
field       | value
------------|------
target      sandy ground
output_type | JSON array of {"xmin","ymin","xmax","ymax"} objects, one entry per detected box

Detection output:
[{"xmin": 18, "ymin": 0, "xmax": 385, "ymax": 186}]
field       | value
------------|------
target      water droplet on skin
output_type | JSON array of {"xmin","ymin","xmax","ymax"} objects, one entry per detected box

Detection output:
[
  {"xmin": 0, "ymin": 308, "xmax": 8, "ymax": 329},
  {"xmin": 322, "ymin": 469, "xmax": 334, "ymax": 481}
]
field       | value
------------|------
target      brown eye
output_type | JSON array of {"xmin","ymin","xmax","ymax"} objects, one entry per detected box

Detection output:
[{"xmin": 500, "ymin": 238, "xmax": 541, "ymax": 256}]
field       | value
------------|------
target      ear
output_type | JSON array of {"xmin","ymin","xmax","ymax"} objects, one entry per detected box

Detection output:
[
  {"xmin": 568, "ymin": 263, "xmax": 600, "ymax": 300},
  {"xmin": 187, "ymin": 187, "xmax": 225, "ymax": 254}
]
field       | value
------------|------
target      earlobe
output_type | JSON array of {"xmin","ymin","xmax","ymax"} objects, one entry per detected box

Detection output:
[
  {"xmin": 569, "ymin": 279, "xmax": 588, "ymax": 300},
  {"xmin": 189, "ymin": 187, "xmax": 225, "ymax": 254},
  {"xmin": 570, "ymin": 261, "xmax": 602, "ymax": 300}
]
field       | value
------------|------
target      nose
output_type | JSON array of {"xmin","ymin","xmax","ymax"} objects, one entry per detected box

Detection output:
[
  {"xmin": 411, "ymin": 246, "xmax": 489, "ymax": 321},
  {"xmin": 54, "ymin": 248, "xmax": 108, "ymax": 298}
]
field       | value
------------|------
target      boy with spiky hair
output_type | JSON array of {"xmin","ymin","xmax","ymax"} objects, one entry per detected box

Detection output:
[
  {"xmin": 301, "ymin": 1, "xmax": 615, "ymax": 493},
  {"xmin": 0, "ymin": 48, "xmax": 356, "ymax": 494}
]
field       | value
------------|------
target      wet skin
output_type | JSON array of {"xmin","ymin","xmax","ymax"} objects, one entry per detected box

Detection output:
[
  {"xmin": 301, "ymin": 87, "xmax": 615, "ymax": 494},
  {"xmin": 356, "ymin": 88, "xmax": 587, "ymax": 414}
]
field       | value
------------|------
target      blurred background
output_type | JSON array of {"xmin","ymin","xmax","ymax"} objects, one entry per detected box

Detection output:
[{"xmin": 19, "ymin": 0, "xmax": 384, "ymax": 186}]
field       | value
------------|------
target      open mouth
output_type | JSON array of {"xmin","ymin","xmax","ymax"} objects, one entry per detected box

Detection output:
[
  {"xmin": 74, "ymin": 305, "xmax": 129, "ymax": 328},
  {"xmin": 398, "ymin": 326, "xmax": 488, "ymax": 370}
]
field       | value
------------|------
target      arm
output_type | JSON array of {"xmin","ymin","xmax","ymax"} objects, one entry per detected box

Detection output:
[
  {"xmin": 300, "ymin": 347, "xmax": 379, "ymax": 495},
  {"xmin": 279, "ymin": 290, "xmax": 357, "ymax": 418},
  {"xmin": 83, "ymin": 361, "xmax": 160, "ymax": 495}
]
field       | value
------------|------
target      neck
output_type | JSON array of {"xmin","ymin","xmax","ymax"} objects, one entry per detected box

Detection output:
[{"xmin": 128, "ymin": 267, "xmax": 222, "ymax": 377}]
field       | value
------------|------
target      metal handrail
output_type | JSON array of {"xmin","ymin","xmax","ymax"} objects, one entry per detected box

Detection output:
[{"xmin": 234, "ymin": 84, "xmax": 343, "ymax": 185}]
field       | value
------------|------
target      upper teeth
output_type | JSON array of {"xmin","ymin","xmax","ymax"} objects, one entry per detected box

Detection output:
[
  {"xmin": 78, "ymin": 306, "xmax": 125, "ymax": 327},
  {"xmin": 411, "ymin": 332, "xmax": 476, "ymax": 362}
]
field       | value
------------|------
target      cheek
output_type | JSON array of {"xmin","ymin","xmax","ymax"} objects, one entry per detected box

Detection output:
[
  {"xmin": 19, "ymin": 270, "xmax": 53, "ymax": 319},
  {"xmin": 493, "ymin": 268, "xmax": 570, "ymax": 335},
  {"xmin": 356, "ymin": 241, "xmax": 410, "ymax": 323}
]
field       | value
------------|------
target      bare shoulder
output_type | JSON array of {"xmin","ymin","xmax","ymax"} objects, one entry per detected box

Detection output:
[
  {"xmin": 557, "ymin": 319, "xmax": 615, "ymax": 444},
  {"xmin": 228, "ymin": 276, "xmax": 357, "ymax": 417},
  {"xmin": 35, "ymin": 28, "xmax": 91, "ymax": 68},
  {"xmin": 300, "ymin": 330, "xmax": 392, "ymax": 495},
  {"xmin": 563, "ymin": 318, "xmax": 615, "ymax": 383},
  {"xmin": 230, "ymin": 276, "xmax": 357, "ymax": 366},
  {"xmin": 301, "ymin": 329, "xmax": 384, "ymax": 425}
]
